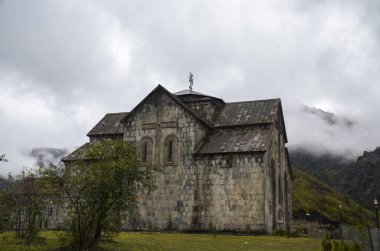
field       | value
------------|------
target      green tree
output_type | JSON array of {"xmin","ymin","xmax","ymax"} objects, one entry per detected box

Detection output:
[
  {"xmin": 0, "ymin": 175, "xmax": 12, "ymax": 231},
  {"xmin": 13, "ymin": 171, "xmax": 46, "ymax": 243},
  {"xmin": 42, "ymin": 140, "xmax": 157, "ymax": 250},
  {"xmin": 0, "ymin": 169, "xmax": 46, "ymax": 244},
  {"xmin": 0, "ymin": 153, "xmax": 9, "ymax": 230}
]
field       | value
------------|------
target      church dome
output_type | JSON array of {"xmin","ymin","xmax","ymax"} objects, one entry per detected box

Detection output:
[
  {"xmin": 173, "ymin": 89, "xmax": 223, "ymax": 103},
  {"xmin": 173, "ymin": 89, "xmax": 211, "ymax": 97}
]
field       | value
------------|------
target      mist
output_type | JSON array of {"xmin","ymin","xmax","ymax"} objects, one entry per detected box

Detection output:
[{"xmin": 1, "ymin": 0, "xmax": 380, "ymax": 174}]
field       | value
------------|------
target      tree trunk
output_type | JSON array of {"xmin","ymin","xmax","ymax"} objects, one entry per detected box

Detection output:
[
  {"xmin": 88, "ymin": 211, "xmax": 106, "ymax": 250},
  {"xmin": 16, "ymin": 209, "xmax": 22, "ymax": 238}
]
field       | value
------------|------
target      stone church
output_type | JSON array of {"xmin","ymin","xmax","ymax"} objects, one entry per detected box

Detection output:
[{"xmin": 63, "ymin": 84, "xmax": 292, "ymax": 233}]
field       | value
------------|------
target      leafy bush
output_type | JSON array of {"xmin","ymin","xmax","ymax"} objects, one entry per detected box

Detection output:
[
  {"xmin": 166, "ymin": 217, "xmax": 173, "ymax": 231},
  {"xmin": 331, "ymin": 240, "xmax": 361, "ymax": 251},
  {"xmin": 1, "ymin": 231, "xmax": 46, "ymax": 246},
  {"xmin": 246, "ymin": 224, "xmax": 251, "ymax": 233},
  {"xmin": 148, "ymin": 222, "xmax": 153, "ymax": 233},
  {"xmin": 42, "ymin": 140, "xmax": 158, "ymax": 250},
  {"xmin": 102, "ymin": 212, "xmax": 121, "ymax": 242},
  {"xmin": 208, "ymin": 222, "xmax": 217, "ymax": 236},
  {"xmin": 321, "ymin": 238, "xmax": 332, "ymax": 251},
  {"xmin": 273, "ymin": 229, "xmax": 288, "ymax": 236}
]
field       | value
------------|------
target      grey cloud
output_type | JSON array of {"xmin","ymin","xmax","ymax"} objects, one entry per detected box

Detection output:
[{"xmin": 1, "ymin": 0, "xmax": 380, "ymax": 174}]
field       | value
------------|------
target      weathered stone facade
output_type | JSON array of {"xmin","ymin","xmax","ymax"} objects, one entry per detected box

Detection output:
[{"xmin": 64, "ymin": 85, "xmax": 292, "ymax": 233}]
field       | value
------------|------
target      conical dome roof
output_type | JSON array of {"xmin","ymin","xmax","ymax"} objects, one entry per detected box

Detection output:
[{"xmin": 173, "ymin": 89, "xmax": 211, "ymax": 96}]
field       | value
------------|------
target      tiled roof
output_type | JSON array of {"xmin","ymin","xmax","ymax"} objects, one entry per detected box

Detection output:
[
  {"xmin": 87, "ymin": 112, "xmax": 128, "ymax": 136},
  {"xmin": 62, "ymin": 142, "xmax": 91, "ymax": 162},
  {"xmin": 213, "ymin": 99, "xmax": 279, "ymax": 127},
  {"xmin": 65, "ymin": 87, "xmax": 283, "ymax": 161},
  {"xmin": 196, "ymin": 129, "xmax": 271, "ymax": 154}
]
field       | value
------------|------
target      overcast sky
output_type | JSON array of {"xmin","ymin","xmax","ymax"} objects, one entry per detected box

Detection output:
[{"xmin": 1, "ymin": 0, "xmax": 380, "ymax": 174}]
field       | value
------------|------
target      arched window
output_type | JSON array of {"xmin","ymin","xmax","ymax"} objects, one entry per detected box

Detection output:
[
  {"xmin": 140, "ymin": 137, "xmax": 153, "ymax": 163},
  {"xmin": 164, "ymin": 135, "xmax": 178, "ymax": 165}
]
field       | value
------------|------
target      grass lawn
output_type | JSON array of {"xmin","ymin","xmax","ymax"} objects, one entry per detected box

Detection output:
[{"xmin": 0, "ymin": 231, "xmax": 322, "ymax": 251}]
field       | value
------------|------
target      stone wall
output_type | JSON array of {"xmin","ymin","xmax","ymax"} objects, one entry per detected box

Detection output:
[
  {"xmin": 123, "ymin": 90, "xmax": 208, "ymax": 230},
  {"xmin": 183, "ymin": 100, "xmax": 222, "ymax": 124},
  {"xmin": 12, "ymin": 200, "xmax": 66, "ymax": 230},
  {"xmin": 193, "ymin": 154, "xmax": 266, "ymax": 231},
  {"xmin": 44, "ymin": 202, "xmax": 66, "ymax": 230},
  {"xmin": 263, "ymin": 113, "xmax": 292, "ymax": 232}
]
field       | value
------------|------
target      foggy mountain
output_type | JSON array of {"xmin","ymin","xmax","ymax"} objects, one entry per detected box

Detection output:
[
  {"xmin": 301, "ymin": 105, "xmax": 355, "ymax": 128},
  {"xmin": 29, "ymin": 147, "xmax": 68, "ymax": 167},
  {"xmin": 289, "ymin": 146, "xmax": 380, "ymax": 209}
]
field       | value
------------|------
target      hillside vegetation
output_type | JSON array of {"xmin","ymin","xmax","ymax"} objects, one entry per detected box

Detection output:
[
  {"xmin": 290, "ymin": 147, "xmax": 380, "ymax": 209},
  {"xmin": 292, "ymin": 167, "xmax": 373, "ymax": 227}
]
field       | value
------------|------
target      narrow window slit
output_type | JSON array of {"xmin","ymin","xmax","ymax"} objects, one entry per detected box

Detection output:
[
  {"xmin": 143, "ymin": 142, "xmax": 148, "ymax": 162},
  {"xmin": 168, "ymin": 140, "xmax": 173, "ymax": 162}
]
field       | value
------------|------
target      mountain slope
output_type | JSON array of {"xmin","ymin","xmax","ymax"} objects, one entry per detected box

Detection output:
[
  {"xmin": 335, "ymin": 148, "xmax": 380, "ymax": 208},
  {"xmin": 292, "ymin": 167, "xmax": 373, "ymax": 227},
  {"xmin": 290, "ymin": 147, "xmax": 380, "ymax": 209}
]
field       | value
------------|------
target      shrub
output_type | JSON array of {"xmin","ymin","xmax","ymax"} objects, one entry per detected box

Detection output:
[
  {"xmin": 351, "ymin": 242, "xmax": 361, "ymax": 251},
  {"xmin": 148, "ymin": 222, "xmax": 153, "ymax": 233},
  {"xmin": 273, "ymin": 229, "xmax": 288, "ymax": 236},
  {"xmin": 246, "ymin": 224, "xmax": 251, "ymax": 233},
  {"xmin": 332, "ymin": 240, "xmax": 361, "ymax": 251},
  {"xmin": 42, "ymin": 140, "xmax": 158, "ymax": 250},
  {"xmin": 208, "ymin": 222, "xmax": 217, "ymax": 236},
  {"xmin": 166, "ymin": 217, "xmax": 173, "ymax": 232},
  {"xmin": 102, "ymin": 212, "xmax": 121, "ymax": 242},
  {"xmin": 322, "ymin": 234, "xmax": 332, "ymax": 251}
]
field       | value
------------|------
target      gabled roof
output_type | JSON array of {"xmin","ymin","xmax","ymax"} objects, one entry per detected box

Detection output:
[
  {"xmin": 87, "ymin": 112, "xmax": 128, "ymax": 137},
  {"xmin": 65, "ymin": 85, "xmax": 289, "ymax": 161},
  {"xmin": 62, "ymin": 142, "xmax": 91, "ymax": 162},
  {"xmin": 277, "ymin": 100, "xmax": 288, "ymax": 143},
  {"xmin": 120, "ymin": 85, "xmax": 211, "ymax": 127},
  {"xmin": 196, "ymin": 128, "xmax": 271, "ymax": 154},
  {"xmin": 213, "ymin": 99, "xmax": 280, "ymax": 127}
]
